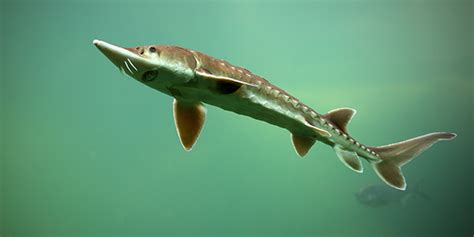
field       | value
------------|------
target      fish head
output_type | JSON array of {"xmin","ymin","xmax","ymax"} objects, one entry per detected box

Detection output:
[{"xmin": 93, "ymin": 39, "xmax": 196, "ymax": 88}]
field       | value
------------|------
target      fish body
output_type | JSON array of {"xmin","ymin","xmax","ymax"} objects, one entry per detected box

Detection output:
[
  {"xmin": 93, "ymin": 40, "xmax": 456, "ymax": 190},
  {"xmin": 173, "ymin": 50, "xmax": 360, "ymax": 151}
]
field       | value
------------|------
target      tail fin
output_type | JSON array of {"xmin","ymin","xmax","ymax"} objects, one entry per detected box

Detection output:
[{"xmin": 370, "ymin": 132, "xmax": 456, "ymax": 190}]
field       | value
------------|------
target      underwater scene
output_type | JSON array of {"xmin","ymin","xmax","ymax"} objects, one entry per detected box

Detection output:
[{"xmin": 1, "ymin": 0, "xmax": 472, "ymax": 236}]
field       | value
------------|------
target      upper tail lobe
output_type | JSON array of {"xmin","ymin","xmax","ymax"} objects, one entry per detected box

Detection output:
[{"xmin": 369, "ymin": 132, "xmax": 456, "ymax": 190}]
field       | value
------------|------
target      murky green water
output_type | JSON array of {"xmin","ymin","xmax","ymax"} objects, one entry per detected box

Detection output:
[{"xmin": 1, "ymin": 0, "xmax": 472, "ymax": 236}]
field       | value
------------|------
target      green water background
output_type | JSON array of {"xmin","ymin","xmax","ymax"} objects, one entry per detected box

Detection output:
[{"xmin": 1, "ymin": 0, "xmax": 472, "ymax": 236}]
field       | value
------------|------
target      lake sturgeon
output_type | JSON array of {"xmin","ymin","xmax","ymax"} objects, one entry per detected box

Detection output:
[{"xmin": 93, "ymin": 39, "xmax": 456, "ymax": 190}]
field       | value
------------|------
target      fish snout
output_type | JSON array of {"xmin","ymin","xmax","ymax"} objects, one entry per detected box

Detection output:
[
  {"xmin": 93, "ymin": 39, "xmax": 154, "ymax": 79},
  {"xmin": 94, "ymin": 40, "xmax": 127, "ymax": 69}
]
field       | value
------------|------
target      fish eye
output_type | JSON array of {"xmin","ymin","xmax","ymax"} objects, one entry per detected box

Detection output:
[
  {"xmin": 142, "ymin": 70, "xmax": 158, "ymax": 82},
  {"xmin": 149, "ymin": 47, "xmax": 156, "ymax": 53}
]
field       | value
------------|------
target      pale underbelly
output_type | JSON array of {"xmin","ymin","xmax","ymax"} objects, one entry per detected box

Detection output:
[{"xmin": 174, "ymin": 86, "xmax": 314, "ymax": 136}]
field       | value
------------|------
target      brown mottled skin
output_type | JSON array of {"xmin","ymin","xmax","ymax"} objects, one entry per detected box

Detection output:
[{"xmin": 94, "ymin": 40, "xmax": 456, "ymax": 190}]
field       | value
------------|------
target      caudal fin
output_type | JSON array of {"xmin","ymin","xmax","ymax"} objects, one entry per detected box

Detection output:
[{"xmin": 370, "ymin": 132, "xmax": 456, "ymax": 190}]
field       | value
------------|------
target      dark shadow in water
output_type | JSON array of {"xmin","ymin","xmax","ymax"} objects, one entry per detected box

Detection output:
[{"xmin": 355, "ymin": 183, "xmax": 429, "ymax": 208}]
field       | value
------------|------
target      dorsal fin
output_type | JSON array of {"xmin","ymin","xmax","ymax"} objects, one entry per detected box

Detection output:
[
  {"xmin": 291, "ymin": 133, "xmax": 316, "ymax": 157},
  {"xmin": 323, "ymin": 108, "xmax": 356, "ymax": 133},
  {"xmin": 173, "ymin": 99, "xmax": 207, "ymax": 151}
]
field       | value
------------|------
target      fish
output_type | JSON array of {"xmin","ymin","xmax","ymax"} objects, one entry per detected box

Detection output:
[
  {"xmin": 93, "ymin": 39, "xmax": 456, "ymax": 190},
  {"xmin": 355, "ymin": 183, "xmax": 429, "ymax": 207}
]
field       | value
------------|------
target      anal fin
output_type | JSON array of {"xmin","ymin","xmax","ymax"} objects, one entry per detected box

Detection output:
[
  {"xmin": 334, "ymin": 145, "xmax": 363, "ymax": 173},
  {"xmin": 173, "ymin": 99, "xmax": 207, "ymax": 151},
  {"xmin": 291, "ymin": 133, "xmax": 316, "ymax": 157}
]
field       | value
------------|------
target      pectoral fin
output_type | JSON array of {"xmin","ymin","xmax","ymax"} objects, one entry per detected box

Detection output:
[
  {"xmin": 195, "ymin": 68, "xmax": 258, "ymax": 91},
  {"xmin": 334, "ymin": 145, "xmax": 363, "ymax": 173},
  {"xmin": 173, "ymin": 99, "xmax": 207, "ymax": 151},
  {"xmin": 291, "ymin": 133, "xmax": 316, "ymax": 157}
]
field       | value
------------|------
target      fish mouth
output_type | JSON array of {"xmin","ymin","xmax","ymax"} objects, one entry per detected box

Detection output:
[{"xmin": 93, "ymin": 39, "xmax": 151, "ymax": 76}]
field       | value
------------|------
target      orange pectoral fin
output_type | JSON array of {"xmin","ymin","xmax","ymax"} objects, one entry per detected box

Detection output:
[{"xmin": 173, "ymin": 99, "xmax": 207, "ymax": 151}]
